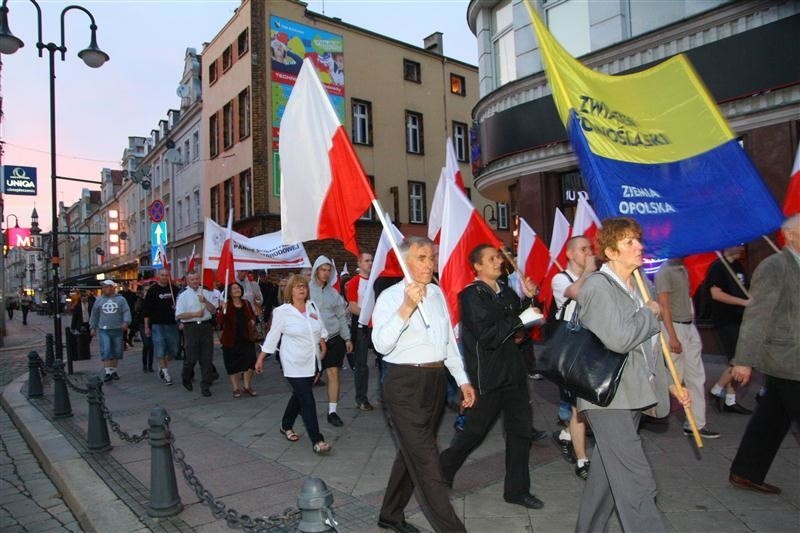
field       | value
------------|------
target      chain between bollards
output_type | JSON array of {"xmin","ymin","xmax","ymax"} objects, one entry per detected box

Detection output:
[
  {"xmin": 64, "ymin": 374, "xmax": 89, "ymax": 395},
  {"xmin": 164, "ymin": 417, "xmax": 300, "ymax": 531},
  {"xmin": 99, "ymin": 390, "xmax": 149, "ymax": 444}
]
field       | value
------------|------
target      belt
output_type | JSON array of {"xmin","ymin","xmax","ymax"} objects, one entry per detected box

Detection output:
[
  {"xmin": 183, "ymin": 319, "xmax": 214, "ymax": 325},
  {"xmin": 401, "ymin": 361, "xmax": 445, "ymax": 369},
  {"xmin": 674, "ymin": 320, "xmax": 693, "ymax": 325}
]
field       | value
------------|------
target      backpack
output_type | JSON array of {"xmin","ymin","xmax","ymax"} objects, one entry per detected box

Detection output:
[{"xmin": 540, "ymin": 271, "xmax": 575, "ymax": 341}]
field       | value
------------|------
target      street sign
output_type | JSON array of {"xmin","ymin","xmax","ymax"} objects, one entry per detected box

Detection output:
[
  {"xmin": 2, "ymin": 165, "xmax": 37, "ymax": 195},
  {"xmin": 148, "ymin": 199, "xmax": 165, "ymax": 222},
  {"xmin": 151, "ymin": 245, "xmax": 164, "ymax": 268},
  {"xmin": 150, "ymin": 221, "xmax": 168, "ymax": 246}
]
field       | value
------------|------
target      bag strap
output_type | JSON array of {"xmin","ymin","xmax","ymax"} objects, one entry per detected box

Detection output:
[{"xmin": 556, "ymin": 271, "xmax": 576, "ymax": 321}]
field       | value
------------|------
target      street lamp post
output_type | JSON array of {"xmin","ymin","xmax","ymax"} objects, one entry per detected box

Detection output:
[{"xmin": 0, "ymin": 0, "xmax": 108, "ymax": 361}]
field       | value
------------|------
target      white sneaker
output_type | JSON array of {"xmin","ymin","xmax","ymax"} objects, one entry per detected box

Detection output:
[{"xmin": 160, "ymin": 368, "xmax": 173, "ymax": 386}]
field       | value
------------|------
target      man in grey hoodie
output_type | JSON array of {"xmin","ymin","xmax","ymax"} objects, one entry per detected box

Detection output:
[
  {"xmin": 310, "ymin": 255, "xmax": 352, "ymax": 427},
  {"xmin": 90, "ymin": 280, "xmax": 132, "ymax": 382}
]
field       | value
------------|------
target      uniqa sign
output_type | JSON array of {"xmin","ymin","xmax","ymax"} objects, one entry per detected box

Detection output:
[{"xmin": 2, "ymin": 165, "xmax": 37, "ymax": 196}]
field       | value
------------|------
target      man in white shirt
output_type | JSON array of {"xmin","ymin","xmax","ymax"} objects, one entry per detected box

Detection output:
[
  {"xmin": 175, "ymin": 272, "xmax": 218, "ymax": 397},
  {"xmin": 372, "ymin": 236, "xmax": 475, "ymax": 533},
  {"xmin": 237, "ymin": 270, "xmax": 263, "ymax": 314}
]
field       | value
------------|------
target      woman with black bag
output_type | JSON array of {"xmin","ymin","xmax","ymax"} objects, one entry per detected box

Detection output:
[{"xmin": 575, "ymin": 217, "xmax": 690, "ymax": 533}]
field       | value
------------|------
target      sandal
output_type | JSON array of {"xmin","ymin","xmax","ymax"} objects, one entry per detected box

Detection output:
[
  {"xmin": 280, "ymin": 427, "xmax": 300, "ymax": 442},
  {"xmin": 232, "ymin": 389, "xmax": 241, "ymax": 398},
  {"xmin": 243, "ymin": 387, "xmax": 258, "ymax": 397},
  {"xmin": 312, "ymin": 441, "xmax": 331, "ymax": 454}
]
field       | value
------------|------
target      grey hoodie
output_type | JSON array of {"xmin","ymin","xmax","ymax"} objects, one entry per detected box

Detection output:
[
  {"xmin": 89, "ymin": 294, "xmax": 132, "ymax": 331},
  {"xmin": 309, "ymin": 255, "xmax": 350, "ymax": 341}
]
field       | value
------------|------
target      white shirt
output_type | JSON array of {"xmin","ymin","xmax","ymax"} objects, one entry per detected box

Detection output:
[
  {"xmin": 239, "ymin": 278, "xmax": 263, "ymax": 308},
  {"xmin": 552, "ymin": 269, "xmax": 579, "ymax": 321},
  {"xmin": 261, "ymin": 302, "xmax": 328, "ymax": 378},
  {"xmin": 174, "ymin": 286, "xmax": 215, "ymax": 323},
  {"xmin": 371, "ymin": 281, "xmax": 469, "ymax": 386}
]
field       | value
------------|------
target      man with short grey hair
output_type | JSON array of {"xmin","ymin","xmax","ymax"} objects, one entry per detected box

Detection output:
[{"xmin": 175, "ymin": 272, "xmax": 218, "ymax": 397}]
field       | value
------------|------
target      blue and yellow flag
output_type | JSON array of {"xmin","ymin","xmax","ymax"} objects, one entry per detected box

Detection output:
[{"xmin": 525, "ymin": 1, "xmax": 783, "ymax": 258}]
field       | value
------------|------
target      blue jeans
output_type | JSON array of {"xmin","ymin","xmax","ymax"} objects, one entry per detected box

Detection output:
[
  {"xmin": 151, "ymin": 324, "xmax": 179, "ymax": 359},
  {"xmin": 283, "ymin": 376, "xmax": 324, "ymax": 446},
  {"xmin": 99, "ymin": 329, "xmax": 124, "ymax": 361}
]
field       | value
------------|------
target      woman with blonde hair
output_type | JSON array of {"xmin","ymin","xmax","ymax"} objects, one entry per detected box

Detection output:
[{"xmin": 255, "ymin": 274, "xmax": 331, "ymax": 454}]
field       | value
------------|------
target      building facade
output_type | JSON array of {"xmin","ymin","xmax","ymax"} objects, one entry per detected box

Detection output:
[{"xmin": 468, "ymin": 0, "xmax": 800, "ymax": 267}]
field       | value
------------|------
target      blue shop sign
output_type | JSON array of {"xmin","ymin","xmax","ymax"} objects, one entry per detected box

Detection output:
[{"xmin": 2, "ymin": 165, "xmax": 37, "ymax": 195}]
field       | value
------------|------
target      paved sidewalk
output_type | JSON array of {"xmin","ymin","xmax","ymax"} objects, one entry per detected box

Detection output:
[
  {"xmin": 0, "ymin": 312, "xmax": 84, "ymax": 533},
  {"xmin": 1, "ymin": 319, "xmax": 799, "ymax": 532}
]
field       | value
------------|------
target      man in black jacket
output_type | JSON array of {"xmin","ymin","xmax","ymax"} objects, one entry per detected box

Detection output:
[{"xmin": 440, "ymin": 244, "xmax": 544, "ymax": 509}]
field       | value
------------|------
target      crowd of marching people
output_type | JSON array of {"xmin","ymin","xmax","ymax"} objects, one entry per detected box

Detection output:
[{"xmin": 60, "ymin": 212, "xmax": 799, "ymax": 532}]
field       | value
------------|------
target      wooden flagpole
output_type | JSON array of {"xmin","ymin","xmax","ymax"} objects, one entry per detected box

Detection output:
[
  {"xmin": 633, "ymin": 269, "xmax": 703, "ymax": 449},
  {"xmin": 714, "ymin": 251, "xmax": 751, "ymax": 298},
  {"xmin": 762, "ymin": 235, "xmax": 781, "ymax": 253}
]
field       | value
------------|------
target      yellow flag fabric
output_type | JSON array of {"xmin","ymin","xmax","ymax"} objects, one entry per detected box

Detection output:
[{"xmin": 524, "ymin": 0, "xmax": 734, "ymax": 164}]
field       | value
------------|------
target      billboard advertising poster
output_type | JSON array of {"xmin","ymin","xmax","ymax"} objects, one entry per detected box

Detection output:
[
  {"xmin": 2, "ymin": 165, "xmax": 37, "ymax": 195},
  {"xmin": 6, "ymin": 227, "xmax": 32, "ymax": 248},
  {"xmin": 270, "ymin": 15, "xmax": 345, "ymax": 152}
]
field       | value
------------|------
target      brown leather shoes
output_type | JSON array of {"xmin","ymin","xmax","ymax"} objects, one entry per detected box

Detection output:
[{"xmin": 729, "ymin": 473, "xmax": 781, "ymax": 494}]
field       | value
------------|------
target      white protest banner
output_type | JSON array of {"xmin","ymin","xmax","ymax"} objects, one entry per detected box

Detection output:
[{"xmin": 202, "ymin": 218, "xmax": 310, "ymax": 270}]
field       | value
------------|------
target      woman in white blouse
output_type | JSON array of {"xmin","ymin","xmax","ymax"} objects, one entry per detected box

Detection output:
[{"xmin": 255, "ymin": 274, "xmax": 331, "ymax": 454}]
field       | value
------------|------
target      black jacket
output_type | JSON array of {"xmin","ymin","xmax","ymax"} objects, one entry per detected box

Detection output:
[{"xmin": 459, "ymin": 280, "xmax": 529, "ymax": 394}]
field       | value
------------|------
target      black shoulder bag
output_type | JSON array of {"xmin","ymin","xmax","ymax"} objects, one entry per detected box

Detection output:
[{"xmin": 534, "ymin": 274, "xmax": 628, "ymax": 407}]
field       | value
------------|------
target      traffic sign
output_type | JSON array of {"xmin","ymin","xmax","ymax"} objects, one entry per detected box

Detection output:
[
  {"xmin": 151, "ymin": 246, "xmax": 164, "ymax": 268},
  {"xmin": 150, "ymin": 221, "xmax": 168, "ymax": 246},
  {"xmin": 148, "ymin": 199, "xmax": 165, "ymax": 222}
]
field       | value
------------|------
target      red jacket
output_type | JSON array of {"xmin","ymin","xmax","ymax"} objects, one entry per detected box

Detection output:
[{"xmin": 217, "ymin": 300, "xmax": 257, "ymax": 347}]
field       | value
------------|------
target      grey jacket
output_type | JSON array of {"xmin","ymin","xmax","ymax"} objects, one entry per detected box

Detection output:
[
  {"xmin": 733, "ymin": 248, "xmax": 800, "ymax": 381},
  {"xmin": 576, "ymin": 269, "xmax": 669, "ymax": 415},
  {"xmin": 309, "ymin": 255, "xmax": 350, "ymax": 341},
  {"xmin": 89, "ymin": 295, "xmax": 132, "ymax": 331}
]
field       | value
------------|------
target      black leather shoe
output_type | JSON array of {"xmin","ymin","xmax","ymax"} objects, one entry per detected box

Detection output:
[
  {"xmin": 723, "ymin": 402, "xmax": 752, "ymax": 415},
  {"xmin": 201, "ymin": 388, "xmax": 212, "ymax": 397},
  {"xmin": 729, "ymin": 473, "xmax": 781, "ymax": 494},
  {"xmin": 552, "ymin": 431, "xmax": 576, "ymax": 464},
  {"xmin": 504, "ymin": 493, "xmax": 544, "ymax": 509},
  {"xmin": 377, "ymin": 519, "xmax": 420, "ymax": 533},
  {"xmin": 531, "ymin": 427, "xmax": 548, "ymax": 442},
  {"xmin": 327, "ymin": 412, "xmax": 344, "ymax": 427},
  {"xmin": 708, "ymin": 391, "xmax": 724, "ymax": 412},
  {"xmin": 182, "ymin": 379, "xmax": 193, "ymax": 392}
]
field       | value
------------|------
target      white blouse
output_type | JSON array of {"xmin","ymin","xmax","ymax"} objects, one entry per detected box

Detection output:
[{"xmin": 261, "ymin": 302, "xmax": 328, "ymax": 378}]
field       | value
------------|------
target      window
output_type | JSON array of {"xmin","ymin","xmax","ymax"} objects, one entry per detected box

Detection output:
[
  {"xmin": 154, "ymin": 165, "xmax": 161, "ymax": 187},
  {"xmin": 177, "ymin": 200, "xmax": 183, "ymax": 228},
  {"xmin": 492, "ymin": 0, "xmax": 516, "ymax": 87},
  {"xmin": 450, "ymin": 73, "xmax": 466, "ymax": 96},
  {"xmin": 224, "ymin": 178, "xmax": 234, "ymax": 215},
  {"xmin": 453, "ymin": 121, "xmax": 468, "ymax": 162},
  {"xmin": 184, "ymin": 195, "xmax": 190, "ymax": 228},
  {"xmin": 360, "ymin": 175, "xmax": 375, "ymax": 220},
  {"xmin": 222, "ymin": 102, "xmax": 234, "ymax": 149},
  {"xmin": 175, "ymin": 148, "xmax": 182, "ymax": 170},
  {"xmin": 238, "ymin": 88, "xmax": 250, "ymax": 140},
  {"xmin": 209, "ymin": 113, "xmax": 219, "ymax": 158},
  {"xmin": 210, "ymin": 186, "xmax": 220, "ymax": 223},
  {"xmin": 222, "ymin": 45, "xmax": 233, "ymax": 72},
  {"xmin": 193, "ymin": 190, "xmax": 200, "ymax": 223},
  {"xmin": 183, "ymin": 140, "xmax": 190, "ymax": 163},
  {"xmin": 408, "ymin": 181, "xmax": 426, "ymax": 224},
  {"xmin": 239, "ymin": 169, "xmax": 252, "ymax": 218},
  {"xmin": 497, "ymin": 202, "xmax": 509, "ymax": 230},
  {"xmin": 403, "ymin": 59, "xmax": 421, "ymax": 83},
  {"xmin": 547, "ymin": 0, "xmax": 591, "ymax": 56},
  {"xmin": 352, "ymin": 99, "xmax": 372, "ymax": 145},
  {"xmin": 405, "ymin": 111, "xmax": 424, "ymax": 154},
  {"xmin": 208, "ymin": 60, "xmax": 217, "ymax": 85},
  {"xmin": 237, "ymin": 28, "xmax": 249, "ymax": 57},
  {"xmin": 192, "ymin": 131, "xmax": 199, "ymax": 161}
]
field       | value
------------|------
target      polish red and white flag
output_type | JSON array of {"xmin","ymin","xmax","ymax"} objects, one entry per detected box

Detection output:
[
  {"xmin": 358, "ymin": 221, "xmax": 405, "ymax": 326},
  {"xmin": 428, "ymin": 138, "xmax": 466, "ymax": 242},
  {"xmin": 573, "ymin": 192, "xmax": 602, "ymax": 245},
  {"xmin": 186, "ymin": 244, "xmax": 197, "ymax": 274},
  {"xmin": 517, "ymin": 218, "xmax": 551, "ymax": 290},
  {"xmin": 535, "ymin": 209, "xmax": 572, "ymax": 313},
  {"xmin": 439, "ymin": 179, "xmax": 502, "ymax": 325},
  {"xmin": 777, "ymin": 142, "xmax": 800, "ymax": 246},
  {"xmin": 279, "ymin": 58, "xmax": 374, "ymax": 256},
  {"xmin": 215, "ymin": 211, "xmax": 235, "ymax": 290}
]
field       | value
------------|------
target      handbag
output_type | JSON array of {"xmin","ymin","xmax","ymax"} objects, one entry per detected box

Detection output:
[{"xmin": 534, "ymin": 292, "xmax": 628, "ymax": 407}]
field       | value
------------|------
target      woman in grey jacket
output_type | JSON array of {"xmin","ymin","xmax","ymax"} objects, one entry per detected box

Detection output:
[{"xmin": 575, "ymin": 217, "xmax": 690, "ymax": 533}]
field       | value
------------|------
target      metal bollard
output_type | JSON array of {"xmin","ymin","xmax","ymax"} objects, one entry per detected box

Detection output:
[
  {"xmin": 297, "ymin": 478, "xmax": 336, "ymax": 532},
  {"xmin": 147, "ymin": 406, "xmax": 182, "ymax": 517},
  {"xmin": 86, "ymin": 376, "xmax": 111, "ymax": 452},
  {"xmin": 45, "ymin": 333, "xmax": 55, "ymax": 369},
  {"xmin": 27, "ymin": 351, "xmax": 44, "ymax": 398},
  {"xmin": 51, "ymin": 360, "xmax": 73, "ymax": 419}
]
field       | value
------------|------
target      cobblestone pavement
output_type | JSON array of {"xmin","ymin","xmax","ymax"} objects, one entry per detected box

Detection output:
[{"xmin": 0, "ymin": 313, "xmax": 83, "ymax": 533}]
